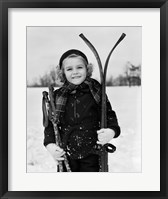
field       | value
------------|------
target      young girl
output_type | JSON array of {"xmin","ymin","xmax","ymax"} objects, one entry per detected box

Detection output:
[{"xmin": 43, "ymin": 49, "xmax": 120, "ymax": 172}]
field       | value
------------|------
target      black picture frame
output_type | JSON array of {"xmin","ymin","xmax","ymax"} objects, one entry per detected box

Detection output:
[{"xmin": 0, "ymin": 0, "xmax": 167, "ymax": 198}]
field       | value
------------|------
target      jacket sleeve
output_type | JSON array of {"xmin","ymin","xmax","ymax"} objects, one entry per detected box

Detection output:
[{"xmin": 106, "ymin": 96, "xmax": 121, "ymax": 138}]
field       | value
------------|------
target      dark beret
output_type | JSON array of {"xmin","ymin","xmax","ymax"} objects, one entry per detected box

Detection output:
[{"xmin": 59, "ymin": 49, "xmax": 88, "ymax": 68}]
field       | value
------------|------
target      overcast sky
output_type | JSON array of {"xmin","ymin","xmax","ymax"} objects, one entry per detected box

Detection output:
[{"xmin": 27, "ymin": 26, "xmax": 141, "ymax": 84}]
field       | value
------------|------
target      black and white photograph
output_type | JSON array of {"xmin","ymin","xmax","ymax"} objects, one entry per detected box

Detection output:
[
  {"xmin": 1, "ymin": 1, "xmax": 167, "ymax": 197},
  {"xmin": 27, "ymin": 26, "xmax": 141, "ymax": 173}
]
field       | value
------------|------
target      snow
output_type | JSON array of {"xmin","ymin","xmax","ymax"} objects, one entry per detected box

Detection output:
[{"xmin": 27, "ymin": 86, "xmax": 141, "ymax": 172}]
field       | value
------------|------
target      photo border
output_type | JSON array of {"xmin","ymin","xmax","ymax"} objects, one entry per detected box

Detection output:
[{"xmin": 0, "ymin": 0, "xmax": 167, "ymax": 198}]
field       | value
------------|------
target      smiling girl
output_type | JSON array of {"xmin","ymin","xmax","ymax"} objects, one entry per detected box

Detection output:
[{"xmin": 43, "ymin": 49, "xmax": 120, "ymax": 172}]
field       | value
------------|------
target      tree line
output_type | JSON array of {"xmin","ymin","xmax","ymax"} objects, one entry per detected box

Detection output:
[{"xmin": 27, "ymin": 62, "xmax": 141, "ymax": 87}]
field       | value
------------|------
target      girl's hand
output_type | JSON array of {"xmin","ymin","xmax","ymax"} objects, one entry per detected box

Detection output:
[
  {"xmin": 97, "ymin": 128, "xmax": 115, "ymax": 145},
  {"xmin": 46, "ymin": 143, "xmax": 65, "ymax": 161}
]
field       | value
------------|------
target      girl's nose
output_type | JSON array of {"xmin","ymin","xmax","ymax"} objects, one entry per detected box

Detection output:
[{"xmin": 72, "ymin": 68, "xmax": 78, "ymax": 74}]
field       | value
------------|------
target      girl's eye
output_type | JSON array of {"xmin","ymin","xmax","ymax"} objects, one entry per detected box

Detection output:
[
  {"xmin": 77, "ymin": 66, "xmax": 83, "ymax": 69},
  {"xmin": 66, "ymin": 68, "xmax": 72, "ymax": 71}
]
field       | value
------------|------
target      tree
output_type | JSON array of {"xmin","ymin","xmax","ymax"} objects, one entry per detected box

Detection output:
[
  {"xmin": 124, "ymin": 61, "xmax": 141, "ymax": 86},
  {"xmin": 106, "ymin": 76, "xmax": 113, "ymax": 86},
  {"xmin": 29, "ymin": 67, "xmax": 60, "ymax": 87}
]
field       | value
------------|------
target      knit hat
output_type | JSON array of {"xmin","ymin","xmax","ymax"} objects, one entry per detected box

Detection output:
[{"xmin": 59, "ymin": 49, "xmax": 88, "ymax": 68}]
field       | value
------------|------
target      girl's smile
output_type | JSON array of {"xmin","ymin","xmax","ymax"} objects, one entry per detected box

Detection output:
[{"xmin": 63, "ymin": 57, "xmax": 87, "ymax": 85}]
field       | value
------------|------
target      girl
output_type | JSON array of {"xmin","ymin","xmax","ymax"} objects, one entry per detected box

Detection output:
[{"xmin": 43, "ymin": 49, "xmax": 120, "ymax": 172}]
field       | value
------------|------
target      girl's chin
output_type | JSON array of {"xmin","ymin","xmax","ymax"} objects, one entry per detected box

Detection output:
[
  {"xmin": 70, "ymin": 80, "xmax": 83, "ymax": 85},
  {"xmin": 71, "ymin": 82, "xmax": 82, "ymax": 85}
]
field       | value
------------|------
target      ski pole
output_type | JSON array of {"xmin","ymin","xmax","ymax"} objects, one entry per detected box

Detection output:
[
  {"xmin": 79, "ymin": 33, "xmax": 126, "ymax": 171},
  {"xmin": 42, "ymin": 87, "xmax": 71, "ymax": 172}
]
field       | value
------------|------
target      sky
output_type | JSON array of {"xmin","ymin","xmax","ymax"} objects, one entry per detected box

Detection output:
[{"xmin": 27, "ymin": 26, "xmax": 141, "ymax": 84}]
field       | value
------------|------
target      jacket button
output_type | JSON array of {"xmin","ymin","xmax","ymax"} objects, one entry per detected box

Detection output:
[{"xmin": 76, "ymin": 113, "xmax": 80, "ymax": 118}]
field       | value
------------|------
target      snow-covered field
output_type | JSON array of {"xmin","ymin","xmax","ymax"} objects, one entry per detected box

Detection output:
[{"xmin": 27, "ymin": 86, "xmax": 141, "ymax": 173}]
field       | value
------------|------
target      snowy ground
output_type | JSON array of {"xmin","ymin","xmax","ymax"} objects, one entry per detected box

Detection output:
[{"xmin": 27, "ymin": 86, "xmax": 141, "ymax": 173}]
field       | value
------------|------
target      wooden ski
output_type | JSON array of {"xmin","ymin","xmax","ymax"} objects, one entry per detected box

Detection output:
[{"xmin": 79, "ymin": 33, "xmax": 126, "ymax": 172}]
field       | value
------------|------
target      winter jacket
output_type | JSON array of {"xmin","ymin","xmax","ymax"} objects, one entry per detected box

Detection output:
[{"xmin": 44, "ymin": 82, "xmax": 120, "ymax": 159}]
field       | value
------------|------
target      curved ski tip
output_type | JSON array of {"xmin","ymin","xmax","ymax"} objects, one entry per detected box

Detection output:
[
  {"xmin": 122, "ymin": 33, "xmax": 126, "ymax": 38},
  {"xmin": 79, "ymin": 33, "xmax": 84, "ymax": 38}
]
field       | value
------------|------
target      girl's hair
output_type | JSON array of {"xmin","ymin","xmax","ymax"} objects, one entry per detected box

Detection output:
[{"xmin": 56, "ymin": 54, "xmax": 93, "ymax": 85}]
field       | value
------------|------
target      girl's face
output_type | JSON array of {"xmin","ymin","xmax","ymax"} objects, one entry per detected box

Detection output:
[{"xmin": 63, "ymin": 56, "xmax": 87, "ymax": 85}]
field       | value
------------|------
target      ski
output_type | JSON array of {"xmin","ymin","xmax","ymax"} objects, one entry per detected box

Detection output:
[{"xmin": 79, "ymin": 33, "xmax": 126, "ymax": 172}]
